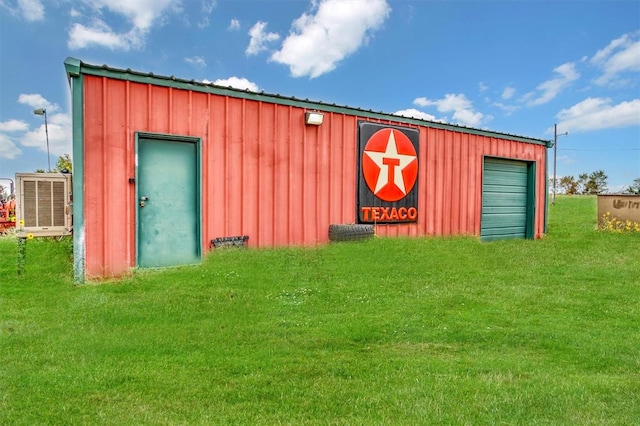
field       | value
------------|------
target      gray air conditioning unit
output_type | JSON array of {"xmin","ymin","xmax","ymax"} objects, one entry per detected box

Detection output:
[{"xmin": 16, "ymin": 173, "xmax": 73, "ymax": 237}]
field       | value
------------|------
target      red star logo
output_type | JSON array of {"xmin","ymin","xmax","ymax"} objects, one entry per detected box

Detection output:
[{"xmin": 362, "ymin": 129, "xmax": 418, "ymax": 202}]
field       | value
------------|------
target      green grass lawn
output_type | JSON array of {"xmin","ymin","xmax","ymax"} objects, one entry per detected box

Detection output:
[{"xmin": 1, "ymin": 196, "xmax": 639, "ymax": 424}]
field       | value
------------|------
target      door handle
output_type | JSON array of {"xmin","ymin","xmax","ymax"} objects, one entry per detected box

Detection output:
[{"xmin": 139, "ymin": 196, "xmax": 149, "ymax": 207}]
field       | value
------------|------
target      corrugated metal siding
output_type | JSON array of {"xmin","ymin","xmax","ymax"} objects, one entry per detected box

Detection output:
[
  {"xmin": 202, "ymin": 99, "xmax": 359, "ymax": 248},
  {"xmin": 84, "ymin": 77, "xmax": 131, "ymax": 278},
  {"xmin": 82, "ymin": 75, "xmax": 548, "ymax": 278},
  {"xmin": 374, "ymin": 131, "xmax": 545, "ymax": 240}
]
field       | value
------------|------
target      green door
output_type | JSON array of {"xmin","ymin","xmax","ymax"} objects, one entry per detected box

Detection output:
[
  {"xmin": 137, "ymin": 136, "xmax": 200, "ymax": 268},
  {"xmin": 481, "ymin": 158, "xmax": 534, "ymax": 241}
]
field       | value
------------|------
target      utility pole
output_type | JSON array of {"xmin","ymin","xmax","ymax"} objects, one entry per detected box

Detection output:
[{"xmin": 552, "ymin": 123, "xmax": 568, "ymax": 206}]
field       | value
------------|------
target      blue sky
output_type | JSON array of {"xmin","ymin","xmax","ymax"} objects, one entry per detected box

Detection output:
[{"xmin": 1, "ymin": 0, "xmax": 638, "ymax": 194}]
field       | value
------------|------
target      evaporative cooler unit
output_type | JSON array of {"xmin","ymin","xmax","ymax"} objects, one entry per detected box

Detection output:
[{"xmin": 15, "ymin": 173, "xmax": 73, "ymax": 237}]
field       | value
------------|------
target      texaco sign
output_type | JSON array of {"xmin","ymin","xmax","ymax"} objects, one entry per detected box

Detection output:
[{"xmin": 357, "ymin": 122, "xmax": 419, "ymax": 223}]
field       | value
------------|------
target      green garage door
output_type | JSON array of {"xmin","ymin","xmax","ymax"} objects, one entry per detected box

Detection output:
[{"xmin": 481, "ymin": 158, "xmax": 534, "ymax": 241}]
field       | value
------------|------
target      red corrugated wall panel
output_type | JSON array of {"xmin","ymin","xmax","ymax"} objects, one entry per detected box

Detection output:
[
  {"xmin": 374, "ymin": 131, "xmax": 547, "ymax": 239},
  {"xmin": 83, "ymin": 77, "xmax": 132, "ymax": 278},
  {"xmin": 82, "ymin": 75, "xmax": 548, "ymax": 278}
]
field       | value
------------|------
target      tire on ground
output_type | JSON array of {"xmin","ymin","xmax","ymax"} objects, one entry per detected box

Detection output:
[{"xmin": 328, "ymin": 224, "xmax": 375, "ymax": 242}]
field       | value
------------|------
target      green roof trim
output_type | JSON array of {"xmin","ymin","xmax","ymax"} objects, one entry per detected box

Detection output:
[
  {"xmin": 64, "ymin": 57, "xmax": 552, "ymax": 147},
  {"xmin": 64, "ymin": 57, "xmax": 81, "ymax": 80}
]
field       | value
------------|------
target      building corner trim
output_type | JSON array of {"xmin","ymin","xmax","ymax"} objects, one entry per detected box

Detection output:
[{"xmin": 66, "ymin": 58, "xmax": 86, "ymax": 283}]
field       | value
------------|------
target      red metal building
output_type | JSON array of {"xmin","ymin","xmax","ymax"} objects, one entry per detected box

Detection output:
[{"xmin": 65, "ymin": 58, "xmax": 551, "ymax": 281}]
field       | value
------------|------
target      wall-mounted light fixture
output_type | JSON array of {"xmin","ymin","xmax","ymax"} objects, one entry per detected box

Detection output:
[{"xmin": 305, "ymin": 111, "xmax": 324, "ymax": 126}]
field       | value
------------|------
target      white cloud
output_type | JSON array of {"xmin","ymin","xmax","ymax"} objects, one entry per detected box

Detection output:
[
  {"xmin": 453, "ymin": 109, "xmax": 485, "ymax": 127},
  {"xmin": 206, "ymin": 77, "xmax": 260, "ymax": 92},
  {"xmin": 21, "ymin": 112, "xmax": 72, "ymax": 157},
  {"xmin": 0, "ymin": 134, "xmax": 22, "ymax": 160},
  {"xmin": 393, "ymin": 109, "xmax": 439, "ymax": 122},
  {"xmin": 0, "ymin": 95, "xmax": 71, "ymax": 160},
  {"xmin": 17, "ymin": 0, "xmax": 44, "ymax": 21},
  {"xmin": 478, "ymin": 82, "xmax": 488, "ymax": 92},
  {"xmin": 228, "ymin": 18, "xmax": 240, "ymax": 31},
  {"xmin": 492, "ymin": 102, "xmax": 520, "ymax": 116},
  {"xmin": 524, "ymin": 62, "xmax": 580, "ymax": 106},
  {"xmin": 201, "ymin": 0, "xmax": 216, "ymax": 14},
  {"xmin": 270, "ymin": 0, "xmax": 391, "ymax": 78},
  {"xmin": 68, "ymin": 21, "xmax": 137, "ymax": 50},
  {"xmin": 501, "ymin": 86, "xmax": 515, "ymax": 100},
  {"xmin": 185, "ymin": 56, "xmax": 206, "ymax": 68},
  {"xmin": 246, "ymin": 21, "xmax": 280, "ymax": 56},
  {"xmin": 68, "ymin": 0, "xmax": 180, "ymax": 50},
  {"xmin": 591, "ymin": 32, "xmax": 640, "ymax": 86},
  {"xmin": 12, "ymin": 94, "xmax": 72, "ymax": 157},
  {"xmin": 198, "ymin": 0, "xmax": 216, "ymax": 28},
  {"xmin": 17, "ymin": 93, "xmax": 57, "ymax": 112},
  {"xmin": 556, "ymin": 97, "xmax": 640, "ymax": 133},
  {"xmin": 591, "ymin": 32, "xmax": 633, "ymax": 65},
  {"xmin": 0, "ymin": 0, "xmax": 45, "ymax": 22},
  {"xmin": 413, "ymin": 94, "xmax": 484, "ymax": 127},
  {"xmin": 0, "ymin": 120, "xmax": 29, "ymax": 132},
  {"xmin": 83, "ymin": 0, "xmax": 178, "ymax": 31}
]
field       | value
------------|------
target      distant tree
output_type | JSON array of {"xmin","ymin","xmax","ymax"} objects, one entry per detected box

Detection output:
[
  {"xmin": 0, "ymin": 184, "xmax": 7, "ymax": 200},
  {"xmin": 34, "ymin": 154, "xmax": 72, "ymax": 173},
  {"xmin": 583, "ymin": 170, "xmax": 608, "ymax": 194},
  {"xmin": 577, "ymin": 173, "xmax": 589, "ymax": 194},
  {"xmin": 549, "ymin": 177, "xmax": 560, "ymax": 195},
  {"xmin": 56, "ymin": 154, "xmax": 72, "ymax": 173},
  {"xmin": 627, "ymin": 177, "xmax": 640, "ymax": 195},
  {"xmin": 556, "ymin": 170, "xmax": 608, "ymax": 195},
  {"xmin": 559, "ymin": 175, "xmax": 579, "ymax": 195}
]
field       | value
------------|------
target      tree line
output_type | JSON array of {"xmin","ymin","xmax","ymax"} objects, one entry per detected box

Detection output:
[
  {"xmin": 551, "ymin": 170, "xmax": 640, "ymax": 195},
  {"xmin": 34, "ymin": 154, "xmax": 72, "ymax": 174}
]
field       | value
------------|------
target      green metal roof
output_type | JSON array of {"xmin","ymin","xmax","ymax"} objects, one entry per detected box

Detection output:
[{"xmin": 64, "ymin": 57, "xmax": 552, "ymax": 147}]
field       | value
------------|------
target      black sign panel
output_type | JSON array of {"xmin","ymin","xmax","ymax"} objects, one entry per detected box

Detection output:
[{"xmin": 357, "ymin": 121, "xmax": 420, "ymax": 223}]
